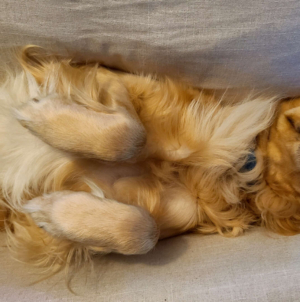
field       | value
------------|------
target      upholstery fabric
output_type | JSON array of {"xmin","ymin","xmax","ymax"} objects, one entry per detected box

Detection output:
[
  {"xmin": 1, "ymin": 0, "xmax": 300, "ymax": 96},
  {"xmin": 1, "ymin": 229, "xmax": 300, "ymax": 302}
]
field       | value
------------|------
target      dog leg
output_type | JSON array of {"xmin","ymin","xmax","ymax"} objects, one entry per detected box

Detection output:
[
  {"xmin": 23, "ymin": 190, "xmax": 159, "ymax": 255},
  {"xmin": 14, "ymin": 95, "xmax": 146, "ymax": 161}
]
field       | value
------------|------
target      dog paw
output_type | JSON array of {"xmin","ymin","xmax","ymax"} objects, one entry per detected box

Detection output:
[
  {"xmin": 14, "ymin": 95, "xmax": 146, "ymax": 161},
  {"xmin": 23, "ymin": 191, "xmax": 73, "ymax": 238},
  {"xmin": 14, "ymin": 95, "xmax": 65, "ymax": 131},
  {"xmin": 23, "ymin": 191, "xmax": 159, "ymax": 255}
]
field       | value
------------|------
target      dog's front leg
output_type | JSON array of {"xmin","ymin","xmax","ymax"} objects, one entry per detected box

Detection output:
[
  {"xmin": 23, "ymin": 190, "xmax": 159, "ymax": 255},
  {"xmin": 14, "ymin": 95, "xmax": 146, "ymax": 161}
]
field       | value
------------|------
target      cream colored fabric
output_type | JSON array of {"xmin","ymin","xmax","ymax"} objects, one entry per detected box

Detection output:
[
  {"xmin": 2, "ymin": 0, "xmax": 300, "ymax": 97},
  {"xmin": 1, "ymin": 229, "xmax": 300, "ymax": 301}
]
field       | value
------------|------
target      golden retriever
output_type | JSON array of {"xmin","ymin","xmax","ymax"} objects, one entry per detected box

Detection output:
[{"xmin": 0, "ymin": 46, "xmax": 299, "ymax": 277}]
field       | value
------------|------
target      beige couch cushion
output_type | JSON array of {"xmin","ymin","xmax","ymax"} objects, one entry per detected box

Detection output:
[
  {"xmin": 2, "ymin": 0, "xmax": 300, "ymax": 96},
  {"xmin": 1, "ymin": 229, "xmax": 300, "ymax": 301}
]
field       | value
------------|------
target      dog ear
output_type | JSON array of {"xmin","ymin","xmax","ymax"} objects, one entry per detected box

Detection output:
[
  {"xmin": 19, "ymin": 45, "xmax": 57, "ymax": 83},
  {"xmin": 255, "ymin": 186, "xmax": 300, "ymax": 235},
  {"xmin": 285, "ymin": 107, "xmax": 300, "ymax": 133}
]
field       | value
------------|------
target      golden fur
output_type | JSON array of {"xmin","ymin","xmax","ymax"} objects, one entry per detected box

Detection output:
[{"xmin": 0, "ymin": 45, "xmax": 300, "ymax": 278}]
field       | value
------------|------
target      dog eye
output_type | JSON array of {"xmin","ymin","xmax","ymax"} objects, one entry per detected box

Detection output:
[
  {"xmin": 287, "ymin": 116, "xmax": 295, "ymax": 127},
  {"xmin": 32, "ymin": 98, "xmax": 39, "ymax": 102},
  {"xmin": 287, "ymin": 116, "xmax": 300, "ymax": 133}
]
